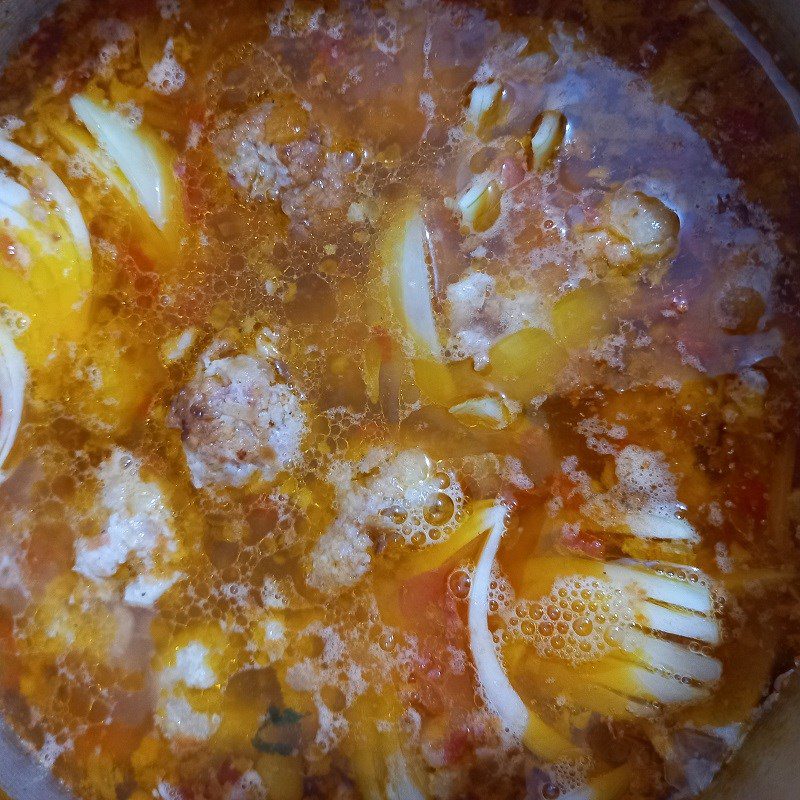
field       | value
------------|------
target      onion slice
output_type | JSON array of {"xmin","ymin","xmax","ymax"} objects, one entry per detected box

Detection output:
[
  {"xmin": 0, "ymin": 137, "xmax": 92, "ymax": 261},
  {"xmin": 0, "ymin": 325, "xmax": 26, "ymax": 478},
  {"xmin": 385, "ymin": 751, "xmax": 425, "ymax": 800},
  {"xmin": 468, "ymin": 501, "xmax": 576, "ymax": 761},
  {"xmin": 621, "ymin": 510, "xmax": 699, "ymax": 543},
  {"xmin": 71, "ymin": 94, "xmax": 176, "ymax": 230},
  {"xmin": 397, "ymin": 499, "xmax": 495, "ymax": 580},
  {"xmin": 382, "ymin": 203, "xmax": 442, "ymax": 361},
  {"xmin": 448, "ymin": 395, "xmax": 517, "ymax": 430},
  {"xmin": 465, "ymin": 80, "xmax": 505, "ymax": 136},
  {"xmin": 530, "ymin": 110, "xmax": 566, "ymax": 170}
]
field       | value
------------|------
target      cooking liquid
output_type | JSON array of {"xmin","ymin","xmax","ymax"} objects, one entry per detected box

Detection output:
[{"xmin": 0, "ymin": 0, "xmax": 797, "ymax": 798}]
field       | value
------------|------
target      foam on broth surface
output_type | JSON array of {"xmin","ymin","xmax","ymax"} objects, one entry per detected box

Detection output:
[{"xmin": 0, "ymin": 0, "xmax": 798, "ymax": 798}]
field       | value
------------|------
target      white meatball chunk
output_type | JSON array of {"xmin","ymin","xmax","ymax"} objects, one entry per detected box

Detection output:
[
  {"xmin": 169, "ymin": 346, "xmax": 306, "ymax": 489},
  {"xmin": 213, "ymin": 100, "xmax": 362, "ymax": 232},
  {"xmin": 580, "ymin": 188, "xmax": 680, "ymax": 280}
]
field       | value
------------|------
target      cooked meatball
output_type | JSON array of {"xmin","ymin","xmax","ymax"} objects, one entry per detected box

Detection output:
[
  {"xmin": 579, "ymin": 188, "xmax": 680, "ymax": 280},
  {"xmin": 213, "ymin": 100, "xmax": 362, "ymax": 231},
  {"xmin": 169, "ymin": 350, "xmax": 306, "ymax": 489}
]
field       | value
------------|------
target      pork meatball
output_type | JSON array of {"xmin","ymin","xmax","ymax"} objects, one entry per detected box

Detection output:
[
  {"xmin": 169, "ymin": 349, "xmax": 306, "ymax": 489},
  {"xmin": 579, "ymin": 188, "xmax": 680, "ymax": 281},
  {"xmin": 213, "ymin": 100, "xmax": 362, "ymax": 232}
]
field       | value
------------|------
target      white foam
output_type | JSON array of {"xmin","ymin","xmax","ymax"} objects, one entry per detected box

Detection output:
[
  {"xmin": 73, "ymin": 449, "xmax": 177, "ymax": 605},
  {"xmin": 159, "ymin": 695, "xmax": 220, "ymax": 741},
  {"xmin": 614, "ymin": 445, "xmax": 680, "ymax": 519},
  {"xmin": 308, "ymin": 448, "xmax": 463, "ymax": 592},
  {"xmin": 165, "ymin": 642, "xmax": 217, "ymax": 689},
  {"xmin": 147, "ymin": 39, "xmax": 186, "ymax": 96},
  {"xmin": 446, "ymin": 271, "xmax": 552, "ymax": 368},
  {"xmin": 123, "ymin": 572, "xmax": 181, "ymax": 606}
]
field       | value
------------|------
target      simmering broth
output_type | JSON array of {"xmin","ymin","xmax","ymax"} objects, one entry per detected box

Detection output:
[{"xmin": 0, "ymin": 1, "xmax": 797, "ymax": 798}]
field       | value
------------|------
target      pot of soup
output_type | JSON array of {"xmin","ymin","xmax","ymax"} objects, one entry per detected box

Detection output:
[{"xmin": 0, "ymin": 1, "xmax": 797, "ymax": 799}]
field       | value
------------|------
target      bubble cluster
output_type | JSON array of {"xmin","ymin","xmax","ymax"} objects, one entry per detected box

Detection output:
[
  {"xmin": 510, "ymin": 576, "xmax": 633, "ymax": 665},
  {"xmin": 386, "ymin": 467, "xmax": 465, "ymax": 547}
]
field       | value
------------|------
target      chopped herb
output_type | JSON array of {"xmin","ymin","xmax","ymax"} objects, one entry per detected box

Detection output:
[
  {"xmin": 267, "ymin": 704, "xmax": 304, "ymax": 726},
  {"xmin": 252, "ymin": 704, "xmax": 304, "ymax": 755}
]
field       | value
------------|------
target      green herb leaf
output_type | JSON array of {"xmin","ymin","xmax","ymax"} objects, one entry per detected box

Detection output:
[
  {"xmin": 267, "ymin": 704, "xmax": 304, "ymax": 726},
  {"xmin": 252, "ymin": 704, "xmax": 305, "ymax": 756}
]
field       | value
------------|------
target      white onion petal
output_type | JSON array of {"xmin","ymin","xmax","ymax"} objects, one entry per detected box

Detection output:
[
  {"xmin": 385, "ymin": 751, "xmax": 425, "ymax": 800},
  {"xmin": 448, "ymin": 395, "xmax": 516, "ymax": 429},
  {"xmin": 387, "ymin": 208, "xmax": 442, "ymax": 361},
  {"xmin": 71, "ymin": 95, "xmax": 171, "ymax": 230},
  {"xmin": 0, "ymin": 137, "xmax": 92, "ymax": 260},
  {"xmin": 468, "ymin": 502, "xmax": 576, "ymax": 760},
  {"xmin": 0, "ymin": 325, "xmax": 26, "ymax": 479},
  {"xmin": 530, "ymin": 110, "xmax": 566, "ymax": 170},
  {"xmin": 603, "ymin": 561, "xmax": 713, "ymax": 614},
  {"xmin": 622, "ymin": 510, "xmax": 699, "ymax": 542}
]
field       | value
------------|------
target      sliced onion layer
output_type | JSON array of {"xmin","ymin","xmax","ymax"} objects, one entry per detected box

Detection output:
[
  {"xmin": 518, "ymin": 554, "xmax": 722, "ymax": 715},
  {"xmin": 465, "ymin": 80, "xmax": 506, "ymax": 136},
  {"xmin": 385, "ymin": 751, "xmax": 425, "ymax": 800},
  {"xmin": 621, "ymin": 510, "xmax": 700, "ymax": 543},
  {"xmin": 381, "ymin": 202, "xmax": 442, "ymax": 361},
  {"xmin": 397, "ymin": 499, "xmax": 497, "ymax": 580},
  {"xmin": 468, "ymin": 501, "xmax": 576, "ymax": 761},
  {"xmin": 0, "ymin": 325, "xmax": 26, "ymax": 478},
  {"xmin": 0, "ymin": 136, "xmax": 92, "ymax": 261},
  {"xmin": 530, "ymin": 110, "xmax": 566, "ymax": 170},
  {"xmin": 71, "ymin": 94, "xmax": 178, "ymax": 231},
  {"xmin": 0, "ymin": 138, "xmax": 93, "ymax": 365},
  {"xmin": 448, "ymin": 394, "xmax": 517, "ymax": 430}
]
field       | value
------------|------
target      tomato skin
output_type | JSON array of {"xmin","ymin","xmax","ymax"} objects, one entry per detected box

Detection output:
[
  {"xmin": 549, "ymin": 471, "xmax": 586, "ymax": 512},
  {"xmin": 398, "ymin": 565, "xmax": 452, "ymax": 634},
  {"xmin": 443, "ymin": 727, "xmax": 471, "ymax": 765},
  {"xmin": 217, "ymin": 760, "xmax": 243, "ymax": 786},
  {"xmin": 558, "ymin": 526, "xmax": 607, "ymax": 560},
  {"xmin": 398, "ymin": 568, "xmax": 477, "ymax": 719}
]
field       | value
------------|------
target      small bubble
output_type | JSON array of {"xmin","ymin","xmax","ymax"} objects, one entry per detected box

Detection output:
[
  {"xmin": 382, "ymin": 504, "xmax": 407, "ymax": 525},
  {"xmin": 448, "ymin": 569, "xmax": 472, "ymax": 599},
  {"xmin": 424, "ymin": 492, "xmax": 455, "ymax": 525},
  {"xmin": 573, "ymin": 619, "xmax": 593, "ymax": 637},
  {"xmin": 434, "ymin": 471, "xmax": 451, "ymax": 490}
]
